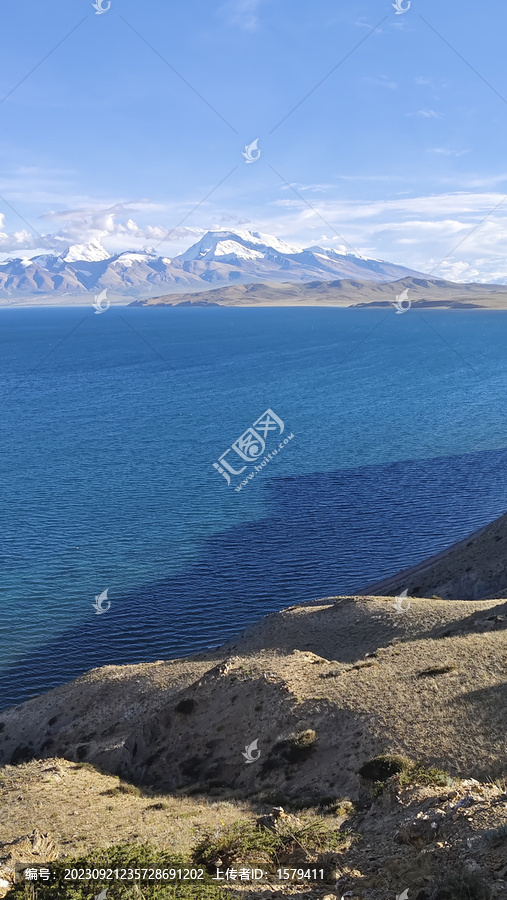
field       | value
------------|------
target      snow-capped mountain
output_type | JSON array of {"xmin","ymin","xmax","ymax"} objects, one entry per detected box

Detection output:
[
  {"xmin": 0, "ymin": 230, "xmax": 424, "ymax": 300},
  {"xmin": 178, "ymin": 230, "xmax": 303, "ymax": 262}
]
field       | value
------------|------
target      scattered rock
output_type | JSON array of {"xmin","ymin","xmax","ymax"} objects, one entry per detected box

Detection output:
[
  {"xmin": 255, "ymin": 806, "xmax": 299, "ymax": 831},
  {"xmin": 396, "ymin": 811, "xmax": 442, "ymax": 847},
  {"xmin": 0, "ymin": 829, "xmax": 58, "ymax": 897}
]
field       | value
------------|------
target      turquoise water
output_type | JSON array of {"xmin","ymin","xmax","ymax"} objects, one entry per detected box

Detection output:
[{"xmin": 1, "ymin": 306, "xmax": 507, "ymax": 710}]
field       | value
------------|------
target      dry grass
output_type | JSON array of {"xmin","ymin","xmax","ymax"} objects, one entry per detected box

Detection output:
[{"xmin": 0, "ymin": 759, "xmax": 252, "ymax": 858}]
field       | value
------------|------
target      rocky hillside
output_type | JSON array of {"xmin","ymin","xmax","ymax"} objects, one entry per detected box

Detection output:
[
  {"xmin": 0, "ymin": 593, "xmax": 506, "ymax": 898},
  {"xmin": 0, "ymin": 595, "xmax": 505, "ymax": 793}
]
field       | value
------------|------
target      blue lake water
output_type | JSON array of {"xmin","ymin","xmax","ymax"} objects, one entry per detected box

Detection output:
[{"xmin": 1, "ymin": 306, "xmax": 507, "ymax": 711}]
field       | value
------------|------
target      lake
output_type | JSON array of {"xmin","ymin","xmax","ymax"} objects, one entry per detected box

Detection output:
[{"xmin": 1, "ymin": 305, "xmax": 507, "ymax": 710}]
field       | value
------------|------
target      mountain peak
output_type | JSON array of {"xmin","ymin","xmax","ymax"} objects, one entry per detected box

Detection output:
[
  {"xmin": 60, "ymin": 240, "xmax": 110, "ymax": 263},
  {"xmin": 308, "ymin": 244, "xmax": 366, "ymax": 261},
  {"xmin": 177, "ymin": 229, "xmax": 303, "ymax": 262}
]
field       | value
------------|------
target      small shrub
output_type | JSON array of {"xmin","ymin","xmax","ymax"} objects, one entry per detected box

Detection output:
[
  {"xmin": 289, "ymin": 794, "xmax": 338, "ymax": 811},
  {"xmin": 280, "ymin": 729, "xmax": 318, "ymax": 763},
  {"xmin": 417, "ymin": 665, "xmax": 457, "ymax": 678},
  {"xmin": 319, "ymin": 668, "xmax": 343, "ymax": 679},
  {"xmin": 261, "ymin": 730, "xmax": 318, "ymax": 774},
  {"xmin": 194, "ymin": 821, "xmax": 275, "ymax": 870},
  {"xmin": 101, "ymin": 782, "xmax": 141, "ymax": 797},
  {"xmin": 360, "ymin": 756, "xmax": 453, "ymax": 793},
  {"xmin": 399, "ymin": 761, "xmax": 453, "ymax": 788},
  {"xmin": 324, "ymin": 799, "xmax": 355, "ymax": 817},
  {"xmin": 175, "ymin": 698, "xmax": 196, "ymax": 715},
  {"xmin": 358, "ymin": 755, "xmax": 406, "ymax": 782},
  {"xmin": 194, "ymin": 817, "xmax": 352, "ymax": 874}
]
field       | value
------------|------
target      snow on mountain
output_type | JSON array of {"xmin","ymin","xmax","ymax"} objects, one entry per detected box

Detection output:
[
  {"xmin": 178, "ymin": 230, "xmax": 302, "ymax": 262},
  {"xmin": 212, "ymin": 241, "xmax": 264, "ymax": 260},
  {"xmin": 111, "ymin": 251, "xmax": 158, "ymax": 267},
  {"xmin": 0, "ymin": 229, "xmax": 425, "ymax": 300},
  {"xmin": 61, "ymin": 240, "xmax": 111, "ymax": 263},
  {"xmin": 29, "ymin": 240, "xmax": 111, "ymax": 270},
  {"xmin": 248, "ymin": 231, "xmax": 303, "ymax": 255},
  {"xmin": 29, "ymin": 253, "xmax": 67, "ymax": 270},
  {"xmin": 309, "ymin": 245, "xmax": 366, "ymax": 261}
]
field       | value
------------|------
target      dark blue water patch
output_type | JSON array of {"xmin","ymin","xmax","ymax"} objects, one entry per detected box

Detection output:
[{"xmin": 1, "ymin": 444, "xmax": 506, "ymax": 712}]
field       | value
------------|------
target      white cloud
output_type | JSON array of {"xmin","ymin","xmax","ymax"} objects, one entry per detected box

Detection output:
[
  {"xmin": 0, "ymin": 203, "xmax": 207, "ymax": 259},
  {"xmin": 353, "ymin": 18, "xmax": 377, "ymax": 29},
  {"xmin": 414, "ymin": 76, "xmax": 450, "ymax": 89},
  {"xmin": 279, "ymin": 182, "xmax": 336, "ymax": 193},
  {"xmin": 263, "ymin": 189, "xmax": 507, "ymax": 281},
  {"xmin": 0, "ymin": 213, "xmax": 39, "ymax": 252},
  {"xmin": 3, "ymin": 191, "xmax": 507, "ymax": 283},
  {"xmin": 272, "ymin": 190, "xmax": 507, "ymax": 220},
  {"xmin": 362, "ymin": 75, "xmax": 398, "ymax": 90},
  {"xmin": 219, "ymin": 0, "xmax": 263, "ymax": 30},
  {"xmin": 408, "ymin": 109, "xmax": 443, "ymax": 118},
  {"xmin": 41, "ymin": 205, "xmax": 169, "ymax": 249},
  {"xmin": 430, "ymin": 147, "xmax": 471, "ymax": 157}
]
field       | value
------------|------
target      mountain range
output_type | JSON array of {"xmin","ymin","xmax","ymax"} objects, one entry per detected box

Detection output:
[
  {"xmin": 130, "ymin": 274, "xmax": 507, "ymax": 309},
  {"xmin": 0, "ymin": 229, "xmax": 423, "ymax": 301}
]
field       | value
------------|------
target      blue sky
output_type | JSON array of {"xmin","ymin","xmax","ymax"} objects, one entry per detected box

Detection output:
[{"xmin": 1, "ymin": 0, "xmax": 507, "ymax": 280}]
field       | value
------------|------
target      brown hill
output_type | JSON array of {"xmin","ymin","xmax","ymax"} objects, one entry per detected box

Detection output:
[
  {"xmin": 0, "ymin": 595, "xmax": 505, "ymax": 795},
  {"xmin": 129, "ymin": 276, "xmax": 507, "ymax": 308}
]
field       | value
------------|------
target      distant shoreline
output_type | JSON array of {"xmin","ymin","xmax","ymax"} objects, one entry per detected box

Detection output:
[
  {"xmin": 4, "ymin": 300, "xmax": 507, "ymax": 310},
  {"xmin": 5, "ymin": 272, "xmax": 507, "ymax": 309}
]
